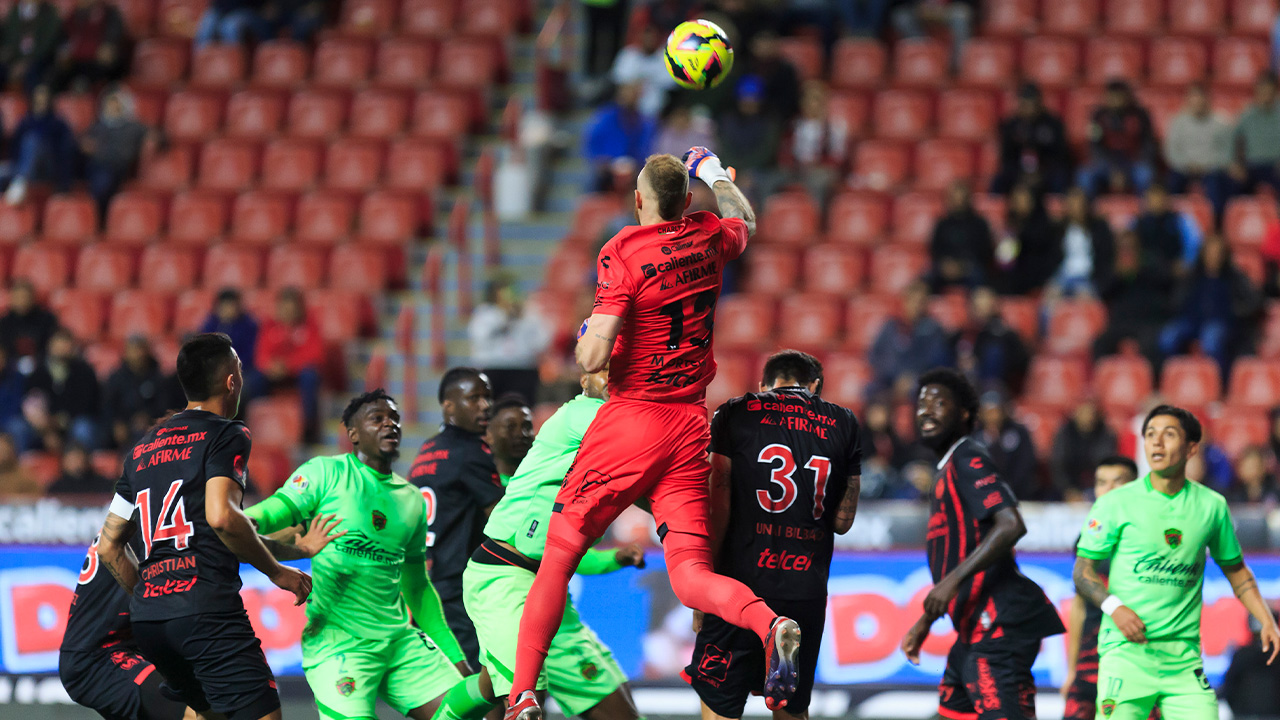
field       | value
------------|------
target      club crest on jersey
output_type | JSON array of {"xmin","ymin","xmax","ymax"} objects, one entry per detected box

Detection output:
[
  {"xmin": 1100, "ymin": 699, "xmax": 1116, "ymax": 717},
  {"xmin": 1164, "ymin": 528, "xmax": 1183, "ymax": 548},
  {"xmin": 642, "ymin": 263, "xmax": 657, "ymax": 278},
  {"xmin": 336, "ymin": 677, "xmax": 355, "ymax": 696},
  {"xmin": 748, "ymin": 399, "xmax": 762, "ymax": 411},
  {"xmin": 290, "ymin": 475, "xmax": 308, "ymax": 491},
  {"xmin": 372, "ymin": 510, "xmax": 387, "ymax": 531},
  {"xmin": 580, "ymin": 661, "xmax": 598, "ymax": 679}
]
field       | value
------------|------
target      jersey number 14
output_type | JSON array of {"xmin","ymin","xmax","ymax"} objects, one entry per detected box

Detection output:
[
  {"xmin": 756, "ymin": 444, "xmax": 832, "ymax": 520},
  {"xmin": 136, "ymin": 480, "xmax": 195, "ymax": 559}
]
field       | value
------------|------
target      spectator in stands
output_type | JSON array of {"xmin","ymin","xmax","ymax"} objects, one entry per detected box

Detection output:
[
  {"xmin": 994, "ymin": 182, "xmax": 1058, "ymax": 295},
  {"xmin": 263, "ymin": 0, "xmax": 325, "ymax": 43},
  {"xmin": 1050, "ymin": 399, "xmax": 1118, "ymax": 501},
  {"xmin": 1186, "ymin": 425, "xmax": 1233, "ymax": 491},
  {"xmin": 46, "ymin": 443, "xmax": 110, "ymax": 495},
  {"xmin": 1159, "ymin": 234, "xmax": 1263, "ymax": 382},
  {"xmin": 23, "ymin": 328, "xmax": 101, "ymax": 451},
  {"xmin": 653, "ymin": 101, "xmax": 715, "ymax": 158},
  {"xmin": 0, "ymin": 432, "xmax": 38, "ymax": 498},
  {"xmin": 1222, "ymin": 610, "xmax": 1280, "ymax": 719},
  {"xmin": 868, "ymin": 280, "xmax": 950, "ymax": 398},
  {"xmin": 888, "ymin": 0, "xmax": 973, "ymax": 72},
  {"xmin": 1226, "ymin": 445, "xmax": 1278, "ymax": 506},
  {"xmin": 256, "ymin": 287, "xmax": 323, "ymax": 443},
  {"xmin": 0, "ymin": 0, "xmax": 62, "ymax": 93},
  {"xmin": 0, "ymin": 345, "xmax": 30, "ymax": 454},
  {"xmin": 1229, "ymin": 71, "xmax": 1280, "ymax": 198},
  {"xmin": 948, "ymin": 285, "xmax": 1029, "ymax": 394},
  {"xmin": 1093, "ymin": 229, "xmax": 1175, "ymax": 363},
  {"xmin": 101, "ymin": 335, "xmax": 182, "ymax": 450},
  {"xmin": 927, "ymin": 180, "xmax": 994, "ymax": 292},
  {"xmin": 970, "ymin": 389, "xmax": 1038, "ymax": 499},
  {"xmin": 838, "ymin": 0, "xmax": 890, "ymax": 36},
  {"xmin": 717, "ymin": 75, "xmax": 782, "ymax": 201},
  {"xmin": 582, "ymin": 82, "xmax": 655, "ymax": 191},
  {"xmin": 52, "ymin": 0, "xmax": 126, "ymax": 92},
  {"xmin": 4, "ymin": 83, "xmax": 78, "ymax": 205},
  {"xmin": 611, "ymin": 23, "xmax": 675, "ymax": 119},
  {"xmin": 780, "ymin": 80, "xmax": 848, "ymax": 207},
  {"xmin": 858, "ymin": 396, "xmax": 910, "ymax": 471},
  {"xmin": 740, "ymin": 31, "xmax": 800, "ymax": 122},
  {"xmin": 0, "ymin": 278, "xmax": 57, "ymax": 370},
  {"xmin": 1047, "ymin": 187, "xmax": 1115, "ymax": 300},
  {"xmin": 200, "ymin": 288, "xmax": 259, "ymax": 377},
  {"xmin": 1261, "ymin": 210, "xmax": 1280, "ymax": 297},
  {"xmin": 1134, "ymin": 183, "xmax": 1197, "ymax": 275},
  {"xmin": 81, "ymin": 87, "xmax": 155, "ymax": 221},
  {"xmin": 1165, "ymin": 83, "xmax": 1232, "ymax": 224},
  {"xmin": 990, "ymin": 83, "xmax": 1071, "ymax": 195},
  {"xmin": 1078, "ymin": 79, "xmax": 1157, "ymax": 197},
  {"xmin": 581, "ymin": 0, "xmax": 628, "ymax": 79},
  {"xmin": 467, "ymin": 274, "xmax": 552, "ymax": 405},
  {"xmin": 195, "ymin": 0, "xmax": 273, "ymax": 47}
]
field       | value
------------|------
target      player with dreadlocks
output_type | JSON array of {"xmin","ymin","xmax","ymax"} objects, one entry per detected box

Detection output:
[{"xmin": 244, "ymin": 389, "xmax": 471, "ymax": 720}]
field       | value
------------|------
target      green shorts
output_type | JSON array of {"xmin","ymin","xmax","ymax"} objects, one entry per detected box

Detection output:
[
  {"xmin": 463, "ymin": 558, "xmax": 627, "ymax": 716},
  {"xmin": 1096, "ymin": 638, "xmax": 1217, "ymax": 720},
  {"xmin": 302, "ymin": 624, "xmax": 462, "ymax": 719}
]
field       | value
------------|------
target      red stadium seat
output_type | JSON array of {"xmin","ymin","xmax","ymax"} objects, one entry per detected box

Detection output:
[
  {"xmin": 893, "ymin": 39, "xmax": 948, "ymax": 88},
  {"xmin": 139, "ymin": 245, "xmax": 199, "ymax": 291},
  {"xmin": 340, "ymin": 0, "xmax": 396, "ymax": 35},
  {"xmin": 49, "ymin": 289, "xmax": 106, "ymax": 342},
  {"xmin": 116, "ymin": 0, "xmax": 156, "ymax": 36},
  {"xmin": 983, "ymin": 0, "xmax": 1036, "ymax": 35},
  {"xmin": 156, "ymin": 0, "xmax": 207, "ymax": 37},
  {"xmin": 891, "ymin": 192, "xmax": 944, "ymax": 245},
  {"xmin": 287, "ymin": 89, "xmax": 349, "ymax": 139},
  {"xmin": 1064, "ymin": 86, "xmax": 1105, "ymax": 145},
  {"xmin": 1233, "ymin": 0, "xmax": 1278, "ymax": 35},
  {"xmin": 385, "ymin": 138, "xmax": 451, "ymax": 191},
  {"xmin": 295, "ymin": 192, "xmax": 356, "ymax": 244},
  {"xmin": 843, "ymin": 294, "xmax": 899, "ymax": 352},
  {"xmin": 266, "ymin": 245, "xmax": 327, "ymax": 289},
  {"xmin": 1093, "ymin": 354, "xmax": 1154, "ymax": 412},
  {"xmin": 1226, "ymin": 356, "xmax": 1280, "ymax": 407},
  {"xmin": 1022, "ymin": 37, "xmax": 1080, "ymax": 87},
  {"xmin": 776, "ymin": 37, "xmax": 823, "ymax": 81},
  {"xmin": 412, "ymin": 91, "xmax": 472, "ymax": 137},
  {"xmin": 463, "ymin": 0, "xmax": 521, "ymax": 35},
  {"xmin": 868, "ymin": 245, "xmax": 927, "ymax": 295},
  {"xmin": 401, "ymin": 0, "xmax": 458, "ymax": 36},
  {"xmin": 1105, "ymin": 0, "xmax": 1163, "ymax": 34},
  {"xmin": 135, "ymin": 142, "xmax": 195, "ymax": 191},
  {"xmin": 328, "ymin": 245, "xmax": 389, "ymax": 291},
  {"xmin": 131, "ymin": 37, "xmax": 188, "ymax": 87},
  {"xmin": 759, "ymin": 192, "xmax": 820, "ymax": 246},
  {"xmin": 715, "ymin": 295, "xmax": 776, "ymax": 350},
  {"xmin": 972, "ymin": 193, "xmax": 1007, "ymax": 235},
  {"xmin": 435, "ymin": 38, "xmax": 500, "ymax": 88},
  {"xmin": 75, "ymin": 245, "xmax": 135, "ymax": 290},
  {"xmin": 230, "ymin": 191, "xmax": 293, "ymax": 244},
  {"xmin": 821, "ymin": 353, "xmax": 872, "ymax": 409},
  {"xmin": 958, "ymin": 39, "xmax": 1016, "ymax": 88},
  {"xmin": 1160, "ymin": 355, "xmax": 1222, "ymax": 406},
  {"xmin": 927, "ymin": 292, "xmax": 968, "ymax": 332},
  {"xmin": 853, "ymin": 140, "xmax": 910, "ymax": 191},
  {"xmin": 42, "ymin": 194, "xmax": 97, "ymax": 245},
  {"xmin": 1236, "ymin": 248, "xmax": 1266, "ymax": 285},
  {"xmin": 313, "ymin": 38, "xmax": 374, "ymax": 88},
  {"xmin": 358, "ymin": 190, "xmax": 419, "ymax": 244},
  {"xmin": 1223, "ymin": 196, "xmax": 1277, "ymax": 249},
  {"xmin": 1214, "ymin": 38, "xmax": 1270, "ymax": 87},
  {"xmin": 569, "ymin": 194, "xmax": 622, "ymax": 241},
  {"xmin": 1000, "ymin": 296, "xmax": 1039, "ymax": 341},
  {"xmin": 307, "ymin": 289, "xmax": 367, "ymax": 341},
  {"xmin": 197, "ymin": 139, "xmax": 260, "ymax": 191},
  {"xmin": 252, "ymin": 41, "xmax": 309, "ymax": 88},
  {"xmin": 1024, "ymin": 356, "xmax": 1089, "ymax": 409},
  {"xmin": 704, "ymin": 351, "xmax": 751, "ymax": 412},
  {"xmin": 247, "ymin": 396, "xmax": 304, "ymax": 448},
  {"xmin": 325, "ymin": 139, "xmax": 385, "ymax": 191},
  {"xmin": 803, "ymin": 245, "xmax": 865, "ymax": 294},
  {"xmin": 1261, "ymin": 302, "xmax": 1280, "ymax": 358},
  {"xmin": 12, "ymin": 245, "xmax": 70, "ymax": 295},
  {"xmin": 54, "ymin": 94, "xmax": 95, "ymax": 134},
  {"xmin": 163, "ymin": 90, "xmax": 224, "ymax": 142},
  {"xmin": 203, "ymin": 245, "xmax": 264, "ymax": 289},
  {"xmin": 743, "ymin": 246, "xmax": 799, "ymax": 295},
  {"xmin": 1212, "ymin": 88, "xmax": 1254, "ymax": 117},
  {"xmin": 937, "ymin": 89, "xmax": 997, "ymax": 141},
  {"xmin": 1094, "ymin": 194, "xmax": 1142, "ymax": 232},
  {"xmin": 914, "ymin": 140, "xmax": 974, "ymax": 192},
  {"xmin": 246, "ymin": 444, "xmax": 293, "ymax": 495},
  {"xmin": 190, "ymin": 43, "xmax": 246, "ymax": 88},
  {"xmin": 1085, "ymin": 38, "xmax": 1144, "ymax": 85},
  {"xmin": 776, "ymin": 294, "xmax": 842, "ymax": 352},
  {"xmin": 349, "ymin": 88, "xmax": 410, "ymax": 138},
  {"xmin": 1213, "ymin": 408, "xmax": 1270, "ymax": 460},
  {"xmin": 827, "ymin": 91, "xmax": 870, "ymax": 136},
  {"xmin": 225, "ymin": 90, "xmax": 286, "ymax": 139},
  {"xmin": 1041, "ymin": 0, "xmax": 1099, "ymax": 35},
  {"xmin": 1045, "ymin": 298, "xmax": 1107, "ymax": 355},
  {"xmin": 168, "ymin": 191, "xmax": 228, "ymax": 244},
  {"xmin": 827, "ymin": 192, "xmax": 888, "ymax": 246},
  {"xmin": 375, "ymin": 38, "xmax": 435, "ymax": 88},
  {"xmin": 1170, "ymin": 0, "xmax": 1225, "ymax": 34},
  {"xmin": 174, "ymin": 289, "xmax": 216, "ymax": 332},
  {"xmin": 261, "ymin": 139, "xmax": 322, "ymax": 191},
  {"xmin": 0, "ymin": 92, "xmax": 27, "ymax": 135},
  {"xmin": 108, "ymin": 290, "xmax": 172, "ymax": 340},
  {"xmin": 1175, "ymin": 195, "xmax": 1215, "ymax": 236},
  {"xmin": 1148, "ymin": 39, "xmax": 1208, "ymax": 87},
  {"xmin": 831, "ymin": 39, "xmax": 886, "ymax": 88},
  {"xmin": 873, "ymin": 90, "xmax": 931, "ymax": 140},
  {"xmin": 0, "ymin": 203, "xmax": 36, "ymax": 244},
  {"xmin": 1014, "ymin": 403, "xmax": 1060, "ymax": 455}
]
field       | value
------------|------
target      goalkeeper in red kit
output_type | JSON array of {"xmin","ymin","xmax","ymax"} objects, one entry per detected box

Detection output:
[{"xmin": 505, "ymin": 150, "xmax": 802, "ymax": 720}]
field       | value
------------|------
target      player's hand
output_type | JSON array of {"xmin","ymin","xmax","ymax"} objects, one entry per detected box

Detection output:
[
  {"xmin": 900, "ymin": 615, "xmax": 931, "ymax": 665},
  {"xmin": 270, "ymin": 565, "xmax": 312, "ymax": 606},
  {"xmin": 1060, "ymin": 671, "xmax": 1075, "ymax": 701},
  {"xmin": 692, "ymin": 610, "xmax": 704, "ymax": 633},
  {"xmin": 455, "ymin": 660, "xmax": 476, "ymax": 676},
  {"xmin": 923, "ymin": 577, "xmax": 959, "ymax": 618},
  {"xmin": 681, "ymin": 146, "xmax": 736, "ymax": 188},
  {"xmin": 614, "ymin": 543, "xmax": 646, "ymax": 569},
  {"xmin": 293, "ymin": 514, "xmax": 346, "ymax": 558},
  {"xmin": 1112, "ymin": 606, "xmax": 1147, "ymax": 643},
  {"xmin": 1260, "ymin": 621, "xmax": 1280, "ymax": 665}
]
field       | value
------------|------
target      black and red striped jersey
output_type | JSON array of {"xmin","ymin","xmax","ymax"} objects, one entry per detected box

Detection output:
[
  {"xmin": 61, "ymin": 534, "xmax": 144, "ymax": 653},
  {"xmin": 926, "ymin": 437, "xmax": 1063, "ymax": 643}
]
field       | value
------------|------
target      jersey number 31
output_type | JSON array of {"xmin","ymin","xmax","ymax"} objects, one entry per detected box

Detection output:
[{"xmin": 756, "ymin": 444, "xmax": 832, "ymax": 520}]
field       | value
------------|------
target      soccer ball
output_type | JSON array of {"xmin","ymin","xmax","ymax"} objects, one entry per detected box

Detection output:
[{"xmin": 664, "ymin": 20, "xmax": 734, "ymax": 90}]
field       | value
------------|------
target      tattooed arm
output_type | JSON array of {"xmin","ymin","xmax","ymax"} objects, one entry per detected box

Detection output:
[
  {"xmin": 97, "ymin": 511, "xmax": 140, "ymax": 595},
  {"xmin": 833, "ymin": 475, "xmax": 861, "ymax": 534},
  {"xmin": 1074, "ymin": 555, "xmax": 1148, "ymax": 643},
  {"xmin": 712, "ymin": 180, "xmax": 757, "ymax": 236},
  {"xmin": 1222, "ymin": 561, "xmax": 1280, "ymax": 664}
]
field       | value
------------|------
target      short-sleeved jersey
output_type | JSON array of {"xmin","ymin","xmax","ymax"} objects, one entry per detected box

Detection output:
[
  {"xmin": 928, "ymin": 437, "xmax": 1063, "ymax": 643},
  {"xmin": 1077, "ymin": 475, "xmax": 1243, "ymax": 654},
  {"xmin": 485, "ymin": 394, "xmax": 605, "ymax": 560},
  {"xmin": 111, "ymin": 409, "xmax": 252, "ymax": 622},
  {"xmin": 270, "ymin": 453, "xmax": 428, "ymax": 641},
  {"xmin": 709, "ymin": 388, "xmax": 861, "ymax": 600},
  {"xmin": 409, "ymin": 425, "xmax": 504, "ymax": 597},
  {"xmin": 593, "ymin": 211, "xmax": 750, "ymax": 403},
  {"xmin": 61, "ymin": 534, "xmax": 146, "ymax": 653}
]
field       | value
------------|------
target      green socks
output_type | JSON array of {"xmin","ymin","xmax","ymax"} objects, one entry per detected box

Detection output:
[{"xmin": 432, "ymin": 674, "xmax": 495, "ymax": 720}]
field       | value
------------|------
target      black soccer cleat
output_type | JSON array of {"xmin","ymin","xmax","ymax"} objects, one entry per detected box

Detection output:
[{"xmin": 763, "ymin": 616, "xmax": 801, "ymax": 710}]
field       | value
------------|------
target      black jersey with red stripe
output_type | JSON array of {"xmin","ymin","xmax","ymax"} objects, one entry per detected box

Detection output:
[
  {"xmin": 61, "ymin": 534, "xmax": 144, "ymax": 653},
  {"xmin": 926, "ymin": 437, "xmax": 1063, "ymax": 643}
]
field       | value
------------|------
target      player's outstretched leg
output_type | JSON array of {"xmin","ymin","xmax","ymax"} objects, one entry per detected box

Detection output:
[{"xmin": 763, "ymin": 618, "xmax": 802, "ymax": 710}]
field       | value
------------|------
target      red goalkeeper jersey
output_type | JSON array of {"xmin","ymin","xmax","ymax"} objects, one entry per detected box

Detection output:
[{"xmin": 592, "ymin": 211, "xmax": 749, "ymax": 403}]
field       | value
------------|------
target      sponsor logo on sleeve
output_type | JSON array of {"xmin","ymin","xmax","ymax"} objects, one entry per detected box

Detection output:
[
  {"xmin": 290, "ymin": 475, "xmax": 308, "ymax": 491},
  {"xmin": 982, "ymin": 491, "xmax": 1002, "ymax": 509}
]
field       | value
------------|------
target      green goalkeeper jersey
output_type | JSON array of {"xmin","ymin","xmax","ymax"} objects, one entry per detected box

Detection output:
[
  {"xmin": 1077, "ymin": 474, "xmax": 1244, "ymax": 654},
  {"xmin": 266, "ymin": 453, "xmax": 429, "ymax": 641},
  {"xmin": 484, "ymin": 394, "xmax": 604, "ymax": 560}
]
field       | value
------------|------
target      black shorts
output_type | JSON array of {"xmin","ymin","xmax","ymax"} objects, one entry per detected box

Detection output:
[
  {"xmin": 440, "ymin": 592, "xmax": 481, "ymax": 667},
  {"xmin": 682, "ymin": 596, "xmax": 826, "ymax": 718},
  {"xmin": 59, "ymin": 647, "xmax": 187, "ymax": 720},
  {"xmin": 131, "ymin": 610, "xmax": 279, "ymax": 720},
  {"xmin": 938, "ymin": 635, "xmax": 1041, "ymax": 720}
]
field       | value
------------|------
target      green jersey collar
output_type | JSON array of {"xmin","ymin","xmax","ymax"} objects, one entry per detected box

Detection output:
[
  {"xmin": 352, "ymin": 453, "xmax": 394, "ymax": 480},
  {"xmin": 1143, "ymin": 473, "xmax": 1189, "ymax": 499}
]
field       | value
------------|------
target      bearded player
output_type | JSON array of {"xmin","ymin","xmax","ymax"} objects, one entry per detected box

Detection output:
[{"xmin": 506, "ymin": 149, "xmax": 801, "ymax": 720}]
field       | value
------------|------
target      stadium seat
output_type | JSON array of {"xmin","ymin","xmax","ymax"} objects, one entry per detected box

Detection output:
[
  {"xmin": 1093, "ymin": 354, "xmax": 1154, "ymax": 412},
  {"xmin": 853, "ymin": 140, "xmax": 911, "ymax": 190},
  {"xmin": 247, "ymin": 396, "xmax": 304, "ymax": 448},
  {"xmin": 1024, "ymin": 356, "xmax": 1089, "ymax": 409},
  {"xmin": 191, "ymin": 43, "xmax": 247, "ymax": 88},
  {"xmin": 266, "ymin": 245, "xmax": 327, "ymax": 289},
  {"xmin": 843, "ymin": 294, "xmax": 899, "ymax": 352},
  {"xmin": 230, "ymin": 191, "xmax": 293, "ymax": 244},
  {"xmin": 252, "ymin": 41, "xmax": 310, "ymax": 88},
  {"xmin": 827, "ymin": 91, "xmax": 870, "ymax": 136},
  {"xmin": 1064, "ymin": 86, "xmax": 1106, "ymax": 145},
  {"xmin": 295, "ymin": 192, "xmax": 356, "ymax": 244},
  {"xmin": 225, "ymin": 90, "xmax": 286, "ymax": 139},
  {"xmin": 203, "ymin": 245, "xmax": 264, "ymax": 289},
  {"xmin": 156, "ymin": 0, "xmax": 207, "ymax": 37},
  {"xmin": 357, "ymin": 190, "xmax": 420, "ymax": 244},
  {"xmin": 435, "ymin": 38, "xmax": 501, "ymax": 88},
  {"xmin": 131, "ymin": 88, "xmax": 166, "ymax": 127},
  {"xmin": 831, "ymin": 39, "xmax": 886, "ymax": 88},
  {"xmin": 1014, "ymin": 403, "xmax": 1061, "ymax": 455},
  {"xmin": 958, "ymin": 39, "xmax": 1017, "ymax": 88},
  {"xmin": 328, "ymin": 245, "xmax": 389, "ymax": 291},
  {"xmin": 1257, "ymin": 302, "xmax": 1280, "ymax": 357},
  {"xmin": 131, "ymin": 37, "xmax": 189, "ymax": 87},
  {"xmin": 75, "ymin": 245, "xmax": 135, "ymax": 290},
  {"xmin": 1170, "ymin": 0, "xmax": 1225, "ymax": 33},
  {"xmin": 174, "ymin": 288, "xmax": 216, "ymax": 332},
  {"xmin": 1085, "ymin": 38, "xmax": 1145, "ymax": 85},
  {"xmin": 135, "ymin": 143, "xmax": 195, "ymax": 191},
  {"xmin": 1174, "ymin": 194, "xmax": 1215, "ymax": 235},
  {"xmin": 776, "ymin": 294, "xmax": 843, "ymax": 353},
  {"xmin": 0, "ymin": 92, "xmax": 27, "ymax": 134},
  {"xmin": 0, "ymin": 203, "xmax": 36, "ymax": 244},
  {"xmin": 1045, "ymin": 298, "xmax": 1107, "ymax": 355},
  {"xmin": 108, "ymin": 290, "xmax": 172, "ymax": 340},
  {"xmin": 1161, "ymin": 355, "xmax": 1222, "ymax": 406},
  {"xmin": 340, "ymin": 0, "xmax": 396, "ymax": 35},
  {"xmin": 287, "ymin": 89, "xmax": 349, "ymax": 139},
  {"xmin": 972, "ymin": 193, "xmax": 1008, "ymax": 235},
  {"xmin": 820, "ymin": 353, "xmax": 872, "ymax": 409},
  {"xmin": 914, "ymin": 140, "xmax": 975, "ymax": 192},
  {"xmin": 375, "ymin": 38, "xmax": 435, "ymax": 88},
  {"xmin": 1211, "ymin": 88, "xmax": 1253, "ymax": 117},
  {"xmin": 349, "ymin": 88, "xmax": 410, "ymax": 138},
  {"xmin": 999, "ymin": 296, "xmax": 1039, "ymax": 341},
  {"xmin": 168, "ymin": 191, "xmax": 228, "ymax": 244},
  {"xmin": 937, "ymin": 89, "xmax": 997, "ymax": 141},
  {"xmin": 1232, "ymin": 0, "xmax": 1278, "ymax": 35},
  {"xmin": 163, "ymin": 90, "xmax": 224, "ymax": 142},
  {"xmin": 705, "ymin": 351, "xmax": 752, "ymax": 412},
  {"xmin": 55, "ymin": 94, "xmax": 96, "ymax": 134},
  {"xmin": 1223, "ymin": 196, "xmax": 1277, "ymax": 249},
  {"xmin": 246, "ymin": 444, "xmax": 293, "ymax": 495},
  {"xmin": 401, "ymin": 0, "xmax": 458, "ymax": 36},
  {"xmin": 803, "ymin": 245, "xmax": 865, "ymax": 294},
  {"xmin": 891, "ymin": 192, "xmax": 945, "ymax": 245},
  {"xmin": 873, "ymin": 90, "xmax": 932, "ymax": 140},
  {"xmin": 743, "ymin": 246, "xmax": 799, "ymax": 295},
  {"xmin": 893, "ymin": 39, "xmax": 948, "ymax": 88},
  {"xmin": 776, "ymin": 37, "xmax": 823, "ymax": 81},
  {"xmin": 1022, "ymin": 37, "xmax": 1080, "ymax": 87},
  {"xmin": 139, "ymin": 245, "xmax": 200, "ymax": 291},
  {"xmin": 463, "ymin": 0, "xmax": 522, "ymax": 35},
  {"xmin": 715, "ymin": 295, "xmax": 776, "ymax": 350},
  {"xmin": 1226, "ymin": 356, "xmax": 1280, "ymax": 407},
  {"xmin": 868, "ymin": 245, "xmax": 927, "ymax": 295},
  {"xmin": 325, "ymin": 139, "xmax": 385, "ymax": 191},
  {"xmin": 49, "ymin": 289, "xmax": 106, "ymax": 342},
  {"xmin": 827, "ymin": 192, "xmax": 888, "ymax": 246},
  {"xmin": 982, "ymin": 0, "xmax": 1036, "ymax": 35},
  {"xmin": 759, "ymin": 192, "xmax": 820, "ymax": 246},
  {"xmin": 313, "ymin": 37, "xmax": 374, "ymax": 87},
  {"xmin": 385, "ymin": 138, "xmax": 451, "ymax": 191},
  {"xmin": 928, "ymin": 292, "xmax": 968, "ymax": 332},
  {"xmin": 412, "ymin": 91, "xmax": 473, "ymax": 137},
  {"xmin": 1212, "ymin": 409, "xmax": 1270, "ymax": 460},
  {"xmin": 115, "ymin": 0, "xmax": 157, "ymax": 36},
  {"xmin": 1150, "ymin": 36, "xmax": 1208, "ymax": 87},
  {"xmin": 1104, "ymin": 0, "xmax": 1163, "ymax": 34},
  {"xmin": 261, "ymin": 138, "xmax": 322, "ymax": 191},
  {"xmin": 42, "ymin": 194, "xmax": 98, "ymax": 245},
  {"xmin": 1094, "ymin": 194, "xmax": 1142, "ymax": 232},
  {"xmin": 1041, "ymin": 0, "xmax": 1098, "ymax": 35},
  {"xmin": 197, "ymin": 139, "xmax": 260, "ymax": 191},
  {"xmin": 1214, "ymin": 38, "xmax": 1270, "ymax": 87},
  {"xmin": 307, "ymin": 289, "xmax": 367, "ymax": 340}
]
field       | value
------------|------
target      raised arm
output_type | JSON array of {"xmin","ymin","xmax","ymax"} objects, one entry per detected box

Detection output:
[
  {"xmin": 1222, "ymin": 561, "xmax": 1280, "ymax": 664},
  {"xmin": 207, "ymin": 476, "xmax": 312, "ymax": 605},
  {"xmin": 711, "ymin": 180, "xmax": 756, "ymax": 236},
  {"xmin": 833, "ymin": 475, "xmax": 861, "ymax": 535}
]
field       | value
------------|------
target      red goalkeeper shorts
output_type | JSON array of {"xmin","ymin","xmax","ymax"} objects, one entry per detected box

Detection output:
[{"xmin": 553, "ymin": 397, "xmax": 710, "ymax": 540}]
